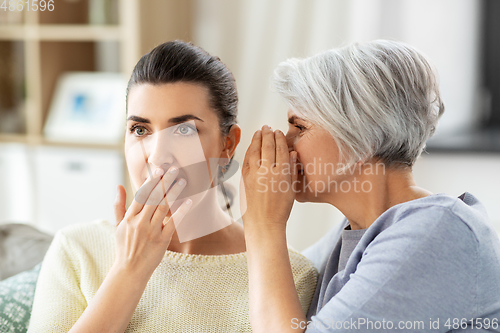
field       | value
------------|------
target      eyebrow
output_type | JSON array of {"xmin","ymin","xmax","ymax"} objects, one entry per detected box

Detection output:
[
  {"xmin": 127, "ymin": 114, "xmax": 204, "ymax": 124},
  {"xmin": 288, "ymin": 115, "xmax": 302, "ymax": 124}
]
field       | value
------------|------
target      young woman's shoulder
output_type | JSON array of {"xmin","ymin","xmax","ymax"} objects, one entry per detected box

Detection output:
[
  {"xmin": 29, "ymin": 220, "xmax": 116, "ymax": 332},
  {"xmin": 49, "ymin": 219, "xmax": 115, "ymax": 269},
  {"xmin": 287, "ymin": 247, "xmax": 318, "ymax": 273},
  {"xmin": 57, "ymin": 219, "xmax": 114, "ymax": 236},
  {"xmin": 55, "ymin": 219, "xmax": 115, "ymax": 247},
  {"xmin": 287, "ymin": 247, "xmax": 319, "ymax": 314}
]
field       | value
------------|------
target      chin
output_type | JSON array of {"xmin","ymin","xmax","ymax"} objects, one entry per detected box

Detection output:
[
  {"xmin": 296, "ymin": 194, "xmax": 323, "ymax": 203},
  {"xmin": 295, "ymin": 183, "xmax": 327, "ymax": 204},
  {"xmin": 295, "ymin": 196, "xmax": 308, "ymax": 203},
  {"xmin": 294, "ymin": 189, "xmax": 313, "ymax": 203}
]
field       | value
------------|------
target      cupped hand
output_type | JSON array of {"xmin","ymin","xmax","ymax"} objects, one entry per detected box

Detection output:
[
  {"xmin": 113, "ymin": 167, "xmax": 191, "ymax": 279},
  {"xmin": 240, "ymin": 125, "xmax": 298, "ymax": 232}
]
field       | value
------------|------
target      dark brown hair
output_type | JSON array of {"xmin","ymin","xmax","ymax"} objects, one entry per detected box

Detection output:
[{"xmin": 126, "ymin": 40, "xmax": 238, "ymax": 136}]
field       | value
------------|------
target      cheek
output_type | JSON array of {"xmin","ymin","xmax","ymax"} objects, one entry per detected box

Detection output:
[
  {"xmin": 199, "ymin": 133, "xmax": 224, "ymax": 162},
  {"xmin": 294, "ymin": 138, "xmax": 314, "ymax": 168},
  {"xmin": 125, "ymin": 155, "xmax": 144, "ymax": 190},
  {"xmin": 178, "ymin": 131, "xmax": 216, "ymax": 164},
  {"xmin": 124, "ymin": 139, "xmax": 149, "ymax": 188},
  {"xmin": 295, "ymin": 139, "xmax": 338, "ymax": 179},
  {"xmin": 176, "ymin": 137, "xmax": 220, "ymax": 186}
]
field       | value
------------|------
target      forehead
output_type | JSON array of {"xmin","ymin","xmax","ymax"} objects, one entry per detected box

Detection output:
[{"xmin": 127, "ymin": 82, "xmax": 217, "ymax": 123}]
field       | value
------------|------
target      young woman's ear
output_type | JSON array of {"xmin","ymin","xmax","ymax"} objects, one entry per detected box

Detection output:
[{"xmin": 220, "ymin": 124, "xmax": 241, "ymax": 159}]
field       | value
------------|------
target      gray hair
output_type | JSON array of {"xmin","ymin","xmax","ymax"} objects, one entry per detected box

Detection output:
[{"xmin": 273, "ymin": 39, "xmax": 445, "ymax": 169}]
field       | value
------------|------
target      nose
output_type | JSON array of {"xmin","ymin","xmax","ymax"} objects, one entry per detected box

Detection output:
[{"xmin": 146, "ymin": 131, "xmax": 174, "ymax": 171}]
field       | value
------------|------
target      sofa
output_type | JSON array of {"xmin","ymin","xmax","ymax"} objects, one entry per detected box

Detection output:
[{"xmin": 0, "ymin": 224, "xmax": 53, "ymax": 333}]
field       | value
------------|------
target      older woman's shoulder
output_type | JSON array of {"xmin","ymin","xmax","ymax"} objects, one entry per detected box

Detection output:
[
  {"xmin": 378, "ymin": 192, "xmax": 491, "ymax": 233},
  {"xmin": 369, "ymin": 192, "xmax": 500, "ymax": 260}
]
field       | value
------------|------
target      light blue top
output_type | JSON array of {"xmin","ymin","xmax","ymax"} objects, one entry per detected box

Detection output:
[{"xmin": 302, "ymin": 192, "xmax": 500, "ymax": 332}]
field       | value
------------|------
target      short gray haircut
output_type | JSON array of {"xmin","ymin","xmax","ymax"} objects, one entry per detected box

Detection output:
[{"xmin": 273, "ymin": 39, "xmax": 445, "ymax": 169}]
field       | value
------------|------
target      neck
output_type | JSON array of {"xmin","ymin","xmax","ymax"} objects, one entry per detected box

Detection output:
[
  {"xmin": 167, "ymin": 185, "xmax": 245, "ymax": 255},
  {"xmin": 326, "ymin": 162, "xmax": 432, "ymax": 230}
]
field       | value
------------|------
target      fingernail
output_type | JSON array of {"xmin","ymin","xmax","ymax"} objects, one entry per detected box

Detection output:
[
  {"xmin": 185, "ymin": 199, "xmax": 192, "ymax": 205},
  {"xmin": 169, "ymin": 167, "xmax": 178, "ymax": 174},
  {"xmin": 155, "ymin": 168, "xmax": 164, "ymax": 177},
  {"xmin": 178, "ymin": 178, "xmax": 186, "ymax": 186},
  {"xmin": 275, "ymin": 130, "xmax": 283, "ymax": 135},
  {"xmin": 292, "ymin": 153, "xmax": 297, "ymax": 162}
]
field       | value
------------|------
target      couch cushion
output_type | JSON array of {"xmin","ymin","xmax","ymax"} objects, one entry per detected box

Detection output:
[
  {"xmin": 0, "ymin": 263, "xmax": 42, "ymax": 333},
  {"xmin": 0, "ymin": 224, "xmax": 52, "ymax": 281}
]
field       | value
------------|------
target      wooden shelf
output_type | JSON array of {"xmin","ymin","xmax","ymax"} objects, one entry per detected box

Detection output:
[
  {"xmin": 39, "ymin": 137, "xmax": 123, "ymax": 150},
  {"xmin": 0, "ymin": 0, "xmax": 194, "ymax": 211},
  {"xmin": 0, "ymin": 25, "xmax": 25, "ymax": 40},
  {"xmin": 0, "ymin": 25, "xmax": 122, "ymax": 41},
  {"xmin": 0, "ymin": 133, "xmax": 28, "ymax": 144},
  {"xmin": 37, "ymin": 25, "xmax": 122, "ymax": 41},
  {"xmin": 0, "ymin": 133, "xmax": 123, "ymax": 150}
]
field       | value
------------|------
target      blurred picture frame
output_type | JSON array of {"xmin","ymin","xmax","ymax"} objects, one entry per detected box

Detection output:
[{"xmin": 44, "ymin": 72, "xmax": 127, "ymax": 145}]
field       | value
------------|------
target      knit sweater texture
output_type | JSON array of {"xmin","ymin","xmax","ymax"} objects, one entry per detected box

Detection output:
[{"xmin": 28, "ymin": 219, "xmax": 318, "ymax": 332}]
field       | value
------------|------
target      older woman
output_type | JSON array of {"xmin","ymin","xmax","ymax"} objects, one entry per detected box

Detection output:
[{"xmin": 241, "ymin": 40, "xmax": 500, "ymax": 332}]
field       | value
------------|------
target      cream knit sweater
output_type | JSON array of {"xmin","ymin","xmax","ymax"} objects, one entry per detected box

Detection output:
[{"xmin": 28, "ymin": 219, "xmax": 318, "ymax": 333}]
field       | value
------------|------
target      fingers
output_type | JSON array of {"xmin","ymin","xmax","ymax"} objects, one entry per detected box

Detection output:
[
  {"xmin": 243, "ymin": 130, "xmax": 262, "ymax": 172},
  {"xmin": 274, "ymin": 130, "xmax": 289, "ymax": 167},
  {"xmin": 239, "ymin": 175, "xmax": 248, "ymax": 216},
  {"xmin": 150, "ymin": 177, "xmax": 187, "ymax": 229},
  {"xmin": 161, "ymin": 199, "xmax": 192, "ymax": 240},
  {"xmin": 126, "ymin": 168, "xmax": 165, "ymax": 216},
  {"xmin": 164, "ymin": 178, "xmax": 187, "ymax": 206},
  {"xmin": 114, "ymin": 185, "xmax": 127, "ymax": 226},
  {"xmin": 290, "ymin": 151, "xmax": 298, "ymax": 191},
  {"xmin": 261, "ymin": 125, "xmax": 275, "ymax": 167},
  {"xmin": 146, "ymin": 167, "xmax": 179, "ymax": 206},
  {"xmin": 142, "ymin": 168, "xmax": 183, "ymax": 220}
]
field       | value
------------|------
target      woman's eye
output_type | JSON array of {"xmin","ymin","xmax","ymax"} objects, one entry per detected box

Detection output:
[
  {"xmin": 174, "ymin": 124, "xmax": 196, "ymax": 136},
  {"xmin": 295, "ymin": 124, "xmax": 306, "ymax": 132},
  {"xmin": 129, "ymin": 125, "xmax": 148, "ymax": 137},
  {"xmin": 288, "ymin": 122, "xmax": 306, "ymax": 136}
]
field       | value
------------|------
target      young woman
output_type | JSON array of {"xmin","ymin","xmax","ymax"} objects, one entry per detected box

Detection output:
[
  {"xmin": 241, "ymin": 40, "xmax": 500, "ymax": 332},
  {"xmin": 28, "ymin": 41, "xmax": 317, "ymax": 333}
]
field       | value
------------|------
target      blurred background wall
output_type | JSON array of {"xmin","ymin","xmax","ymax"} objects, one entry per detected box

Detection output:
[{"xmin": 0, "ymin": 0, "xmax": 498, "ymax": 251}]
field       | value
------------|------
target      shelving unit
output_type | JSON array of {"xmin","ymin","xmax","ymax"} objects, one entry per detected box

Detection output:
[{"xmin": 0, "ymin": 0, "xmax": 193, "ymax": 219}]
